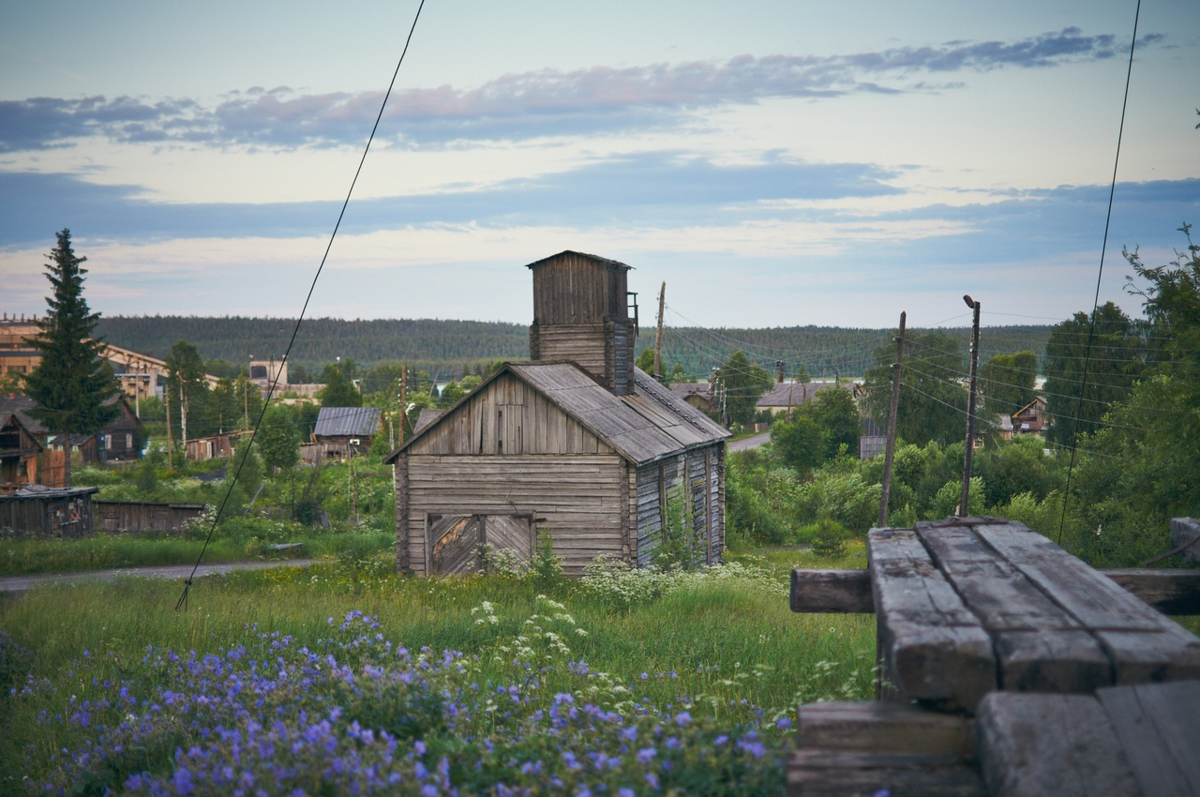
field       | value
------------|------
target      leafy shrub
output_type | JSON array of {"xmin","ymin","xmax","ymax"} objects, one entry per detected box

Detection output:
[{"xmin": 809, "ymin": 518, "xmax": 850, "ymax": 558}]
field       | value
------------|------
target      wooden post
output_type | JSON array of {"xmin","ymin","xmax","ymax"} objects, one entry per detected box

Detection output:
[
  {"xmin": 179, "ymin": 382, "xmax": 188, "ymax": 453},
  {"xmin": 959, "ymin": 297, "xmax": 981, "ymax": 517},
  {"xmin": 399, "ymin": 366, "xmax": 407, "ymax": 443},
  {"xmin": 165, "ymin": 387, "xmax": 174, "ymax": 471},
  {"xmin": 878, "ymin": 311, "xmax": 905, "ymax": 529},
  {"xmin": 653, "ymin": 281, "xmax": 666, "ymax": 380}
]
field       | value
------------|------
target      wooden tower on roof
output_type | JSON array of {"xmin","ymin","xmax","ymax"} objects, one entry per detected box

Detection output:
[{"xmin": 528, "ymin": 251, "xmax": 638, "ymax": 395}]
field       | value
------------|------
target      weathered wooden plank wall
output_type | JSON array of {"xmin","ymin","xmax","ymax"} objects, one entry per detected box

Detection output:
[
  {"xmin": 403, "ymin": 454, "xmax": 625, "ymax": 575},
  {"xmin": 94, "ymin": 501, "xmax": 204, "ymax": 534},
  {"xmin": 408, "ymin": 373, "xmax": 615, "ymax": 457}
]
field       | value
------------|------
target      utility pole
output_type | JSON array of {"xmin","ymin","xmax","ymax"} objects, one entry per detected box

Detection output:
[
  {"xmin": 959, "ymin": 296, "xmax": 982, "ymax": 517},
  {"xmin": 165, "ymin": 387, "xmax": 175, "ymax": 470},
  {"xmin": 653, "ymin": 282, "xmax": 666, "ymax": 380},
  {"xmin": 878, "ymin": 311, "xmax": 906, "ymax": 529},
  {"xmin": 179, "ymin": 382, "xmax": 188, "ymax": 453},
  {"xmin": 399, "ymin": 365, "xmax": 407, "ymax": 443}
]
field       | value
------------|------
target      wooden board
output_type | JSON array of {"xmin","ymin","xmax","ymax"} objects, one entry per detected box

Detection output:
[
  {"xmin": 428, "ymin": 515, "xmax": 482, "ymax": 576},
  {"xmin": 916, "ymin": 524, "xmax": 1111, "ymax": 694},
  {"xmin": 798, "ymin": 701, "xmax": 975, "ymax": 759},
  {"xmin": 484, "ymin": 515, "xmax": 535, "ymax": 563},
  {"xmin": 788, "ymin": 750, "xmax": 986, "ymax": 797},
  {"xmin": 976, "ymin": 692, "xmax": 1142, "ymax": 797},
  {"xmin": 791, "ymin": 567, "xmax": 1200, "ymax": 616},
  {"xmin": 1096, "ymin": 681, "xmax": 1200, "ymax": 797},
  {"xmin": 868, "ymin": 528, "xmax": 996, "ymax": 711}
]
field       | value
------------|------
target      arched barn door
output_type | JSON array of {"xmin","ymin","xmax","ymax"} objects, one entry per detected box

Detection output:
[{"xmin": 427, "ymin": 513, "xmax": 535, "ymax": 576}]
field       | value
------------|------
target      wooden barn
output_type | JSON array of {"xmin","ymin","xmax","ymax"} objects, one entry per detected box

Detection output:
[{"xmin": 385, "ymin": 251, "xmax": 730, "ymax": 576}]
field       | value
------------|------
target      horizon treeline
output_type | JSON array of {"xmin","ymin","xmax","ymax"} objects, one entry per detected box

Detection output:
[{"xmin": 93, "ymin": 315, "xmax": 1054, "ymax": 380}]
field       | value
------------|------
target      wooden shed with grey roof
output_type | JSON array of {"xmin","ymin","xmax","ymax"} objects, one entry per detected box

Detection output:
[{"xmin": 385, "ymin": 251, "xmax": 730, "ymax": 576}]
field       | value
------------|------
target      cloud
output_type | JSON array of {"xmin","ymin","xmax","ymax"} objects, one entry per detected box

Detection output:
[
  {"xmin": 0, "ymin": 153, "xmax": 900, "ymax": 246},
  {"xmin": 0, "ymin": 28, "xmax": 1151, "ymax": 151}
]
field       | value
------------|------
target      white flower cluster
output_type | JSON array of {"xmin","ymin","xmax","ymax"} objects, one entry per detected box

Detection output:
[{"xmin": 580, "ymin": 557, "xmax": 787, "ymax": 611}]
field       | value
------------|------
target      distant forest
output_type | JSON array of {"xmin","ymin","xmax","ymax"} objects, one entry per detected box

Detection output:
[{"xmin": 94, "ymin": 316, "xmax": 1054, "ymax": 381}]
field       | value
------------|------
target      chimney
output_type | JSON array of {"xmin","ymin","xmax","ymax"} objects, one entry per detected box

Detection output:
[{"xmin": 527, "ymin": 251, "xmax": 638, "ymax": 395}]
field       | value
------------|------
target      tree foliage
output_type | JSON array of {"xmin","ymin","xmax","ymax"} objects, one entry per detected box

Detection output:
[
  {"xmin": 23, "ymin": 230, "xmax": 119, "ymax": 487},
  {"xmin": 863, "ymin": 330, "xmax": 965, "ymax": 447},
  {"xmin": 165, "ymin": 339, "xmax": 209, "ymax": 444},
  {"xmin": 1043, "ymin": 302, "xmax": 1147, "ymax": 448},
  {"xmin": 716, "ymin": 350, "xmax": 772, "ymax": 425},
  {"xmin": 979, "ymin": 350, "xmax": 1038, "ymax": 417},
  {"xmin": 318, "ymin": 360, "xmax": 362, "ymax": 408}
]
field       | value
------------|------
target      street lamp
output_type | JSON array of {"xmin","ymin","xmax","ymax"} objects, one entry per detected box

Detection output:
[{"xmin": 959, "ymin": 295, "xmax": 981, "ymax": 517}]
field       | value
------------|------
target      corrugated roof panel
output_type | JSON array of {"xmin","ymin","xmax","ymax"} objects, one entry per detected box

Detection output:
[{"xmin": 314, "ymin": 406, "xmax": 381, "ymax": 437}]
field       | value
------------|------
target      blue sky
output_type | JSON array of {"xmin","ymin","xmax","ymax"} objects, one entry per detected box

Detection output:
[{"xmin": 1, "ymin": 0, "xmax": 1197, "ymax": 328}]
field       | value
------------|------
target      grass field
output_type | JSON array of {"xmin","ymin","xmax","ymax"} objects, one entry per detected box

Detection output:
[
  {"xmin": 0, "ymin": 554, "xmax": 873, "ymax": 794},
  {"xmin": 0, "ymin": 531, "xmax": 394, "ymax": 577}
]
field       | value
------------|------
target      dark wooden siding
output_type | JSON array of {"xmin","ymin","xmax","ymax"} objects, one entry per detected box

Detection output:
[
  {"xmin": 406, "ymin": 373, "xmax": 615, "ymax": 457},
  {"xmin": 634, "ymin": 443, "xmax": 723, "ymax": 568},
  {"xmin": 402, "ymin": 454, "xmax": 625, "ymax": 576},
  {"xmin": 532, "ymin": 253, "xmax": 616, "ymax": 326},
  {"xmin": 530, "ymin": 324, "xmax": 608, "ymax": 380},
  {"xmin": 94, "ymin": 501, "xmax": 204, "ymax": 533}
]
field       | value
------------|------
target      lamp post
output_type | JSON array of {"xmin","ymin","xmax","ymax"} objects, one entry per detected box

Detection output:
[{"xmin": 959, "ymin": 295, "xmax": 981, "ymax": 517}]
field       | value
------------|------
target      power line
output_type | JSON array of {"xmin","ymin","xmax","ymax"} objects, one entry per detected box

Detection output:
[
  {"xmin": 174, "ymin": 0, "xmax": 428, "ymax": 611},
  {"xmin": 1058, "ymin": 0, "xmax": 1142, "ymax": 544}
]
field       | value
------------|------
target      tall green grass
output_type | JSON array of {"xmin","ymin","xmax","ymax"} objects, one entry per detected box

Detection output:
[
  {"xmin": 0, "ymin": 561, "xmax": 874, "ymax": 779},
  {"xmin": 0, "ymin": 532, "xmax": 393, "ymax": 576}
]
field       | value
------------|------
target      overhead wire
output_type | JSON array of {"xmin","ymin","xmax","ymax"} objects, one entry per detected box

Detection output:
[{"xmin": 174, "ymin": 0, "xmax": 428, "ymax": 611}]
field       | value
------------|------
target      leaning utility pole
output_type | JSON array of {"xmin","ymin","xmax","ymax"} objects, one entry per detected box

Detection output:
[
  {"xmin": 959, "ymin": 296, "xmax": 982, "ymax": 517},
  {"xmin": 179, "ymin": 382, "xmax": 188, "ymax": 453},
  {"xmin": 878, "ymin": 311, "xmax": 906, "ymax": 528},
  {"xmin": 653, "ymin": 282, "xmax": 666, "ymax": 380}
]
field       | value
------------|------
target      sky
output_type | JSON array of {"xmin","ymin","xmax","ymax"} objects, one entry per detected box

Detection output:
[{"xmin": 1, "ymin": 0, "xmax": 1198, "ymax": 331}]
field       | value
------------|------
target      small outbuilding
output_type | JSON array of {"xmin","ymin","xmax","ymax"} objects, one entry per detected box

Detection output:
[
  {"xmin": 385, "ymin": 251, "xmax": 730, "ymax": 576},
  {"xmin": 0, "ymin": 485, "xmax": 99, "ymax": 538},
  {"xmin": 312, "ymin": 406, "xmax": 383, "ymax": 460}
]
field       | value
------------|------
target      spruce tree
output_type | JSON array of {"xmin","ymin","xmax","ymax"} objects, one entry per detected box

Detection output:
[{"xmin": 24, "ymin": 229, "xmax": 119, "ymax": 488}]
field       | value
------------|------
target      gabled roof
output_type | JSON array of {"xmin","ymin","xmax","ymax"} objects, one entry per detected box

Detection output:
[
  {"xmin": 525, "ymin": 250, "xmax": 632, "ymax": 271},
  {"xmin": 314, "ymin": 406, "xmax": 382, "ymax": 437},
  {"xmin": 385, "ymin": 362, "xmax": 729, "ymax": 466},
  {"xmin": 0, "ymin": 394, "xmax": 140, "ymax": 435}
]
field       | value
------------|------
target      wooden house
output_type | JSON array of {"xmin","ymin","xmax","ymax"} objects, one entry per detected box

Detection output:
[
  {"xmin": 385, "ymin": 251, "xmax": 730, "ymax": 577},
  {"xmin": 1012, "ymin": 396, "xmax": 1048, "ymax": 435},
  {"xmin": 0, "ymin": 405, "xmax": 42, "ymax": 488},
  {"xmin": 0, "ymin": 394, "xmax": 142, "ymax": 475},
  {"xmin": 312, "ymin": 406, "xmax": 383, "ymax": 460}
]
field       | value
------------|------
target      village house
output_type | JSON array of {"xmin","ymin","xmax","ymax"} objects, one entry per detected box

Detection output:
[
  {"xmin": 385, "ymin": 251, "xmax": 730, "ymax": 577},
  {"xmin": 0, "ymin": 395, "xmax": 142, "ymax": 485},
  {"xmin": 668, "ymin": 382, "xmax": 719, "ymax": 416},
  {"xmin": 0, "ymin": 406, "xmax": 42, "ymax": 488},
  {"xmin": 1012, "ymin": 395, "xmax": 1048, "ymax": 435},
  {"xmin": 312, "ymin": 406, "xmax": 383, "ymax": 460},
  {"xmin": 756, "ymin": 380, "xmax": 839, "ymax": 416}
]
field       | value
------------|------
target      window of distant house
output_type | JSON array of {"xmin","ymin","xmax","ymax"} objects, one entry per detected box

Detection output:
[
  {"xmin": 250, "ymin": 366, "xmax": 268, "ymax": 379},
  {"xmin": 126, "ymin": 434, "xmax": 133, "ymax": 449}
]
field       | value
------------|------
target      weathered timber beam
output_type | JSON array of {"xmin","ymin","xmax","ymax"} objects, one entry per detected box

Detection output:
[
  {"xmin": 790, "ymin": 568, "xmax": 1200, "ymax": 616},
  {"xmin": 789, "ymin": 569, "xmax": 873, "ymax": 613}
]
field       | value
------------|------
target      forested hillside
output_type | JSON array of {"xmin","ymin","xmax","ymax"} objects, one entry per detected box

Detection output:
[{"xmin": 93, "ymin": 316, "xmax": 1052, "ymax": 379}]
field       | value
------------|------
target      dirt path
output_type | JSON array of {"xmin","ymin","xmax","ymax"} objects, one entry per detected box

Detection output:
[{"xmin": 0, "ymin": 559, "xmax": 319, "ymax": 593}]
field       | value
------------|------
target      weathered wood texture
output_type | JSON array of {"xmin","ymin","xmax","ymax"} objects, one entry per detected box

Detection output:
[
  {"xmin": 977, "ymin": 681, "xmax": 1200, "ymax": 797},
  {"xmin": 868, "ymin": 527, "xmax": 997, "ymax": 711},
  {"xmin": 1171, "ymin": 517, "xmax": 1200, "ymax": 564},
  {"xmin": 403, "ymin": 455, "xmax": 625, "ymax": 575},
  {"xmin": 634, "ymin": 445, "xmax": 722, "ymax": 569},
  {"xmin": 791, "ymin": 567, "xmax": 1200, "ymax": 616},
  {"xmin": 405, "ymin": 373, "xmax": 616, "ymax": 458},
  {"xmin": 790, "ymin": 569, "xmax": 873, "ymax": 613},
  {"xmin": 963, "ymin": 521, "xmax": 1200, "ymax": 687},
  {"xmin": 394, "ymin": 454, "xmax": 409, "ymax": 572},
  {"xmin": 789, "ymin": 701, "xmax": 985, "ymax": 797},
  {"xmin": 94, "ymin": 501, "xmax": 205, "ymax": 534},
  {"xmin": 529, "ymin": 251, "xmax": 628, "ymax": 326},
  {"xmin": 977, "ymin": 692, "xmax": 1142, "ymax": 797},
  {"xmin": 1095, "ymin": 680, "xmax": 1200, "ymax": 796},
  {"xmin": 1102, "ymin": 568, "xmax": 1200, "ymax": 616}
]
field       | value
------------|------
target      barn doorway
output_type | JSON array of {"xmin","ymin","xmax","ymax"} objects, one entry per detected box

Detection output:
[{"xmin": 427, "ymin": 513, "xmax": 536, "ymax": 576}]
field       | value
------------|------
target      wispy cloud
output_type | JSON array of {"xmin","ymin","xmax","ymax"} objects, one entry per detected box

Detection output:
[
  {"xmin": 0, "ymin": 153, "xmax": 901, "ymax": 246},
  {"xmin": 0, "ymin": 28, "xmax": 1155, "ymax": 151}
]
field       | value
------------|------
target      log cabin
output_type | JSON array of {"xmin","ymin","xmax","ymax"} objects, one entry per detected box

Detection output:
[{"xmin": 385, "ymin": 251, "xmax": 730, "ymax": 576}]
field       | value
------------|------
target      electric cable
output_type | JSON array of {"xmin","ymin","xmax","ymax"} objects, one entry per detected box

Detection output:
[{"xmin": 175, "ymin": 0, "xmax": 428, "ymax": 611}]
